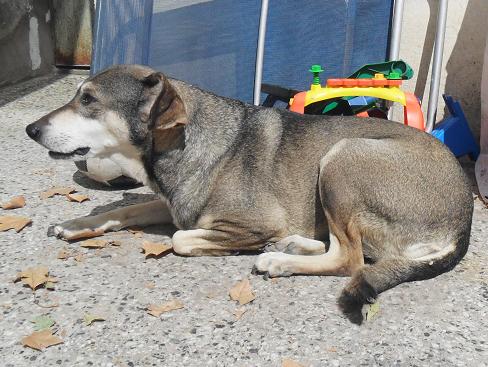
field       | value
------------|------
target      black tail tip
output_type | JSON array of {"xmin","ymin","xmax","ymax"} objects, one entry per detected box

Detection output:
[{"xmin": 338, "ymin": 278, "xmax": 377, "ymax": 325}]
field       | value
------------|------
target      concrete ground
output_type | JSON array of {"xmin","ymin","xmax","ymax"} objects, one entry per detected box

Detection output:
[{"xmin": 0, "ymin": 74, "xmax": 487, "ymax": 367}]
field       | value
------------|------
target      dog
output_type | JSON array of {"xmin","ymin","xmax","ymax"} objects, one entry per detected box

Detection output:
[{"xmin": 26, "ymin": 65, "xmax": 473, "ymax": 324}]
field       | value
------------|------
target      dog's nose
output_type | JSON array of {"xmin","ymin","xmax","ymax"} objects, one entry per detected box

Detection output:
[{"xmin": 26, "ymin": 123, "xmax": 41, "ymax": 140}]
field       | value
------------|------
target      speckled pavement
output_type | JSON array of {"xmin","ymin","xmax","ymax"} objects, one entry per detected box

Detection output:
[{"xmin": 0, "ymin": 74, "xmax": 487, "ymax": 367}]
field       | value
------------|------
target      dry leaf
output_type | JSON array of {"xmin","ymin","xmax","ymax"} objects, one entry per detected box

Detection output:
[
  {"xmin": 81, "ymin": 239, "xmax": 109, "ymax": 248},
  {"xmin": 229, "ymin": 279, "xmax": 255, "ymax": 305},
  {"xmin": 141, "ymin": 240, "xmax": 172, "ymax": 257},
  {"xmin": 66, "ymin": 193, "xmax": 90, "ymax": 203},
  {"xmin": 34, "ymin": 294, "xmax": 60, "ymax": 309},
  {"xmin": 147, "ymin": 300, "xmax": 184, "ymax": 317},
  {"xmin": 57, "ymin": 249, "xmax": 71, "ymax": 260},
  {"xmin": 127, "ymin": 226, "xmax": 144, "ymax": 238},
  {"xmin": 81, "ymin": 239, "xmax": 120, "ymax": 248},
  {"xmin": 282, "ymin": 358, "xmax": 305, "ymax": 367},
  {"xmin": 233, "ymin": 306, "xmax": 248, "ymax": 320},
  {"xmin": 32, "ymin": 315, "xmax": 55, "ymax": 331},
  {"xmin": 16, "ymin": 266, "xmax": 52, "ymax": 290},
  {"xmin": 64, "ymin": 228, "xmax": 105, "ymax": 241},
  {"xmin": 74, "ymin": 253, "xmax": 85, "ymax": 262},
  {"xmin": 21, "ymin": 329, "xmax": 63, "ymax": 351},
  {"xmin": 83, "ymin": 313, "xmax": 105, "ymax": 326},
  {"xmin": 1, "ymin": 195, "xmax": 26, "ymax": 210},
  {"xmin": 0, "ymin": 215, "xmax": 31, "ymax": 232},
  {"xmin": 40, "ymin": 186, "xmax": 75, "ymax": 199},
  {"xmin": 365, "ymin": 301, "xmax": 380, "ymax": 321}
]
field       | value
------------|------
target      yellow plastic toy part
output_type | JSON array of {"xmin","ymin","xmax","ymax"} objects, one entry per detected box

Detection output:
[{"xmin": 305, "ymin": 85, "xmax": 406, "ymax": 107}]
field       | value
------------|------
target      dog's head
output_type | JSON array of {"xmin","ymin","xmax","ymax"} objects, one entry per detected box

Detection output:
[{"xmin": 25, "ymin": 65, "xmax": 187, "ymax": 160}]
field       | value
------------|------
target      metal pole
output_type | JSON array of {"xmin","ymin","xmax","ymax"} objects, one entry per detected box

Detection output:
[
  {"xmin": 426, "ymin": 0, "xmax": 448, "ymax": 132},
  {"xmin": 389, "ymin": 0, "xmax": 405, "ymax": 61},
  {"xmin": 253, "ymin": 0, "xmax": 269, "ymax": 106},
  {"xmin": 387, "ymin": 0, "xmax": 405, "ymax": 120}
]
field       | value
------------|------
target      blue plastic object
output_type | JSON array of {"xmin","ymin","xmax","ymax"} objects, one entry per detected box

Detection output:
[{"xmin": 431, "ymin": 95, "xmax": 479, "ymax": 160}]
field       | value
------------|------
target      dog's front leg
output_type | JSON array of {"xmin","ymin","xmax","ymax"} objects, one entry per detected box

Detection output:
[{"xmin": 51, "ymin": 200, "xmax": 172, "ymax": 240}]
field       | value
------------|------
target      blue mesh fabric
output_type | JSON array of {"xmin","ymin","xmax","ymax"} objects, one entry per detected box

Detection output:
[{"xmin": 92, "ymin": 0, "xmax": 393, "ymax": 103}]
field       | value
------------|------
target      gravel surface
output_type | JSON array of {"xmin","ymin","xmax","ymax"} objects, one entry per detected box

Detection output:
[{"xmin": 0, "ymin": 74, "xmax": 487, "ymax": 367}]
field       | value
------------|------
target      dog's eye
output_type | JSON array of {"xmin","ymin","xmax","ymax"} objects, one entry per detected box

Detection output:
[{"xmin": 80, "ymin": 93, "xmax": 96, "ymax": 105}]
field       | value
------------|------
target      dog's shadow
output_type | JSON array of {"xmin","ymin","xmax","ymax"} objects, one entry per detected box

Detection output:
[{"xmin": 72, "ymin": 170, "xmax": 143, "ymax": 192}]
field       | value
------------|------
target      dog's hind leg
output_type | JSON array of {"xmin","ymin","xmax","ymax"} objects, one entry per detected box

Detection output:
[
  {"xmin": 51, "ymin": 200, "xmax": 172, "ymax": 240},
  {"xmin": 339, "ymin": 229, "xmax": 471, "ymax": 325},
  {"xmin": 171, "ymin": 228, "xmax": 268, "ymax": 256},
  {"xmin": 264, "ymin": 235, "xmax": 326, "ymax": 255},
  {"xmin": 254, "ymin": 218, "xmax": 364, "ymax": 277}
]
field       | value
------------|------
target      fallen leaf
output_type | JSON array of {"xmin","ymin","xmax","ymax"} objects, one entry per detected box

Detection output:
[
  {"xmin": 81, "ymin": 239, "xmax": 109, "ymax": 248},
  {"xmin": 229, "ymin": 279, "xmax": 255, "ymax": 305},
  {"xmin": 282, "ymin": 358, "xmax": 305, "ymax": 367},
  {"xmin": 16, "ymin": 266, "xmax": 52, "ymax": 290},
  {"xmin": 83, "ymin": 313, "xmax": 105, "ymax": 326},
  {"xmin": 32, "ymin": 315, "xmax": 55, "ymax": 331},
  {"xmin": 57, "ymin": 249, "xmax": 71, "ymax": 260},
  {"xmin": 21, "ymin": 329, "xmax": 63, "ymax": 350},
  {"xmin": 74, "ymin": 253, "xmax": 85, "ymax": 262},
  {"xmin": 40, "ymin": 186, "xmax": 75, "ymax": 199},
  {"xmin": 147, "ymin": 300, "xmax": 184, "ymax": 317},
  {"xmin": 66, "ymin": 193, "xmax": 90, "ymax": 203},
  {"xmin": 0, "ymin": 215, "xmax": 32, "ymax": 232},
  {"xmin": 233, "ymin": 306, "xmax": 248, "ymax": 320},
  {"xmin": 127, "ymin": 226, "xmax": 144, "ymax": 238},
  {"xmin": 64, "ymin": 228, "xmax": 105, "ymax": 241},
  {"xmin": 1, "ymin": 195, "xmax": 26, "ymax": 210},
  {"xmin": 365, "ymin": 301, "xmax": 380, "ymax": 321},
  {"xmin": 141, "ymin": 240, "xmax": 172, "ymax": 257},
  {"xmin": 34, "ymin": 294, "xmax": 60, "ymax": 309}
]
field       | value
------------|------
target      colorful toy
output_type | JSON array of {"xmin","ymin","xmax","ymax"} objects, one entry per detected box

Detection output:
[{"xmin": 288, "ymin": 63, "xmax": 425, "ymax": 131}]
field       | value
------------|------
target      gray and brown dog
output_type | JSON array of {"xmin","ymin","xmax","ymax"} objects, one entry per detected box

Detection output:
[{"xmin": 26, "ymin": 65, "xmax": 473, "ymax": 324}]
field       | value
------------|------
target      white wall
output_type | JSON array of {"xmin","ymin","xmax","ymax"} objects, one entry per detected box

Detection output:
[{"xmin": 394, "ymin": 0, "xmax": 488, "ymax": 140}]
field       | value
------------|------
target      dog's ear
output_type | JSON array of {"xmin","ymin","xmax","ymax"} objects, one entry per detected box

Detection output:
[{"xmin": 139, "ymin": 72, "xmax": 187, "ymax": 130}]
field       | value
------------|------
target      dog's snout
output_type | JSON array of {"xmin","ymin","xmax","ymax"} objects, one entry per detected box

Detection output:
[{"xmin": 26, "ymin": 123, "xmax": 41, "ymax": 140}]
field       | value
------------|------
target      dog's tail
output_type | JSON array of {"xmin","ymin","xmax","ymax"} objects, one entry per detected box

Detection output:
[{"xmin": 338, "ymin": 226, "xmax": 471, "ymax": 325}]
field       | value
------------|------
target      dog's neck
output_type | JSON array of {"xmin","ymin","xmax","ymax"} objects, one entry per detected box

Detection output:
[{"xmin": 143, "ymin": 79, "xmax": 250, "ymax": 228}]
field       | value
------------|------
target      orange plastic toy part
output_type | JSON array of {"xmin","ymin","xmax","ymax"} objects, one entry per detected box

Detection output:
[
  {"xmin": 356, "ymin": 111, "xmax": 369, "ymax": 118},
  {"xmin": 403, "ymin": 92, "xmax": 425, "ymax": 131},
  {"xmin": 326, "ymin": 78, "xmax": 402, "ymax": 88},
  {"xmin": 289, "ymin": 91, "xmax": 306, "ymax": 114}
]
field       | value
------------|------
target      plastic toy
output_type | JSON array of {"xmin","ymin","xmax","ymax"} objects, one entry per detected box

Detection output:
[
  {"xmin": 289, "ymin": 64, "xmax": 425, "ymax": 131},
  {"xmin": 431, "ymin": 95, "xmax": 479, "ymax": 160}
]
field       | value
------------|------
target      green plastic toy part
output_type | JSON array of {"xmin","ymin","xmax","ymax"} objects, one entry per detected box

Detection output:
[
  {"xmin": 309, "ymin": 64, "xmax": 324, "ymax": 85},
  {"xmin": 347, "ymin": 60, "xmax": 414, "ymax": 80}
]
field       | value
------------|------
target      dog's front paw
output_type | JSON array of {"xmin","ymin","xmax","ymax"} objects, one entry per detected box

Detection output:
[
  {"xmin": 252, "ymin": 252, "xmax": 293, "ymax": 279},
  {"xmin": 48, "ymin": 217, "xmax": 114, "ymax": 241}
]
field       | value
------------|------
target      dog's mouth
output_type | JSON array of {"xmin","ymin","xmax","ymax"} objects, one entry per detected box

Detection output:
[{"xmin": 48, "ymin": 147, "xmax": 90, "ymax": 160}]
